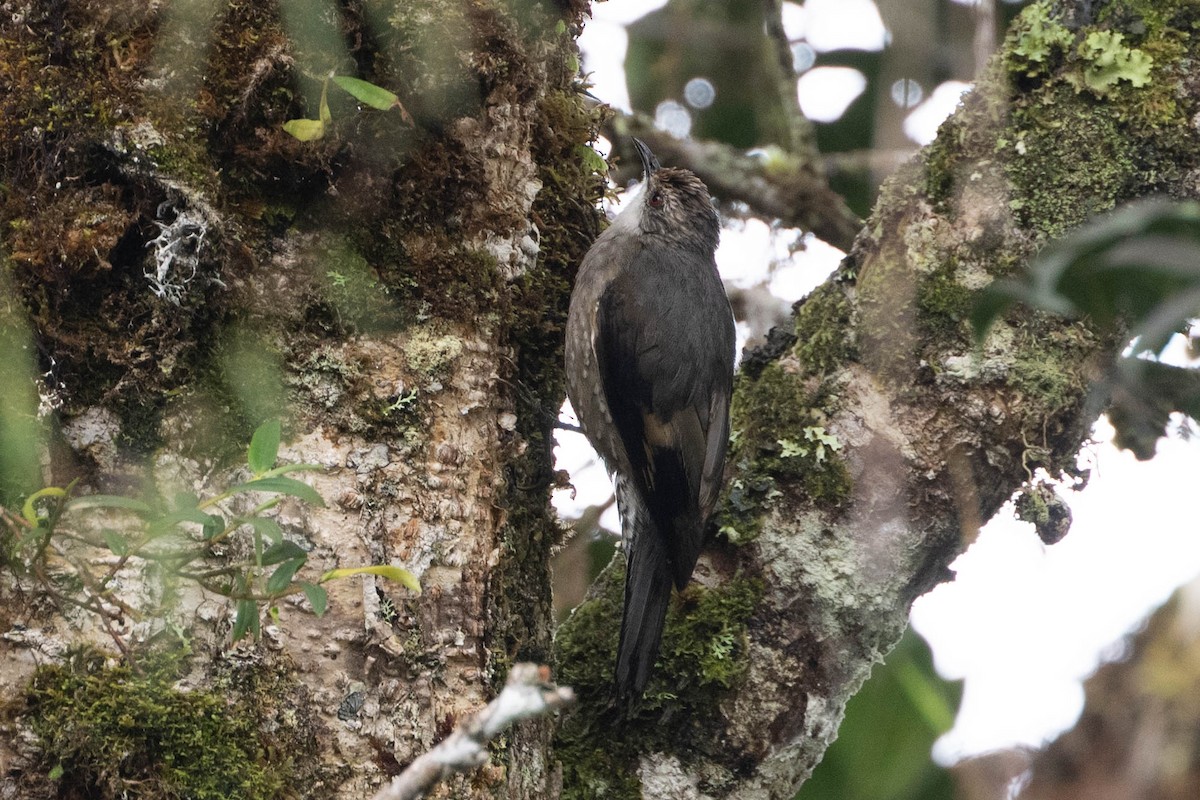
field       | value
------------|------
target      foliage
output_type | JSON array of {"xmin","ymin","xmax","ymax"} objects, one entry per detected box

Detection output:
[
  {"xmin": 1, "ymin": 419, "xmax": 419, "ymax": 652},
  {"xmin": 973, "ymin": 198, "xmax": 1200, "ymax": 457},
  {"xmin": 283, "ymin": 75, "xmax": 413, "ymax": 141},
  {"xmin": 794, "ymin": 629, "xmax": 961, "ymax": 800}
]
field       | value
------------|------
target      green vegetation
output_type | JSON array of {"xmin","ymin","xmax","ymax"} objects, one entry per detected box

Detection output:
[
  {"xmin": 19, "ymin": 643, "xmax": 323, "ymax": 800},
  {"xmin": 554, "ymin": 568, "xmax": 762, "ymax": 799},
  {"xmin": 1, "ymin": 419, "xmax": 418, "ymax": 651}
]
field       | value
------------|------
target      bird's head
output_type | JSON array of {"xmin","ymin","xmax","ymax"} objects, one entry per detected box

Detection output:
[{"xmin": 608, "ymin": 138, "xmax": 720, "ymax": 254}]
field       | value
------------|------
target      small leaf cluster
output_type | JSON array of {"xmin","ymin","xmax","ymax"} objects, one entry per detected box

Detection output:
[
  {"xmin": 3, "ymin": 420, "xmax": 420, "ymax": 650},
  {"xmin": 283, "ymin": 75, "xmax": 413, "ymax": 141}
]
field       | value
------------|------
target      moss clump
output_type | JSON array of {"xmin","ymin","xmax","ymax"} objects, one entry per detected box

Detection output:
[
  {"xmin": 725, "ymin": 362, "xmax": 852, "ymax": 540},
  {"xmin": 792, "ymin": 282, "xmax": 855, "ymax": 374},
  {"xmin": 916, "ymin": 263, "xmax": 974, "ymax": 340},
  {"xmin": 652, "ymin": 575, "xmax": 762, "ymax": 702},
  {"xmin": 554, "ymin": 568, "xmax": 762, "ymax": 799},
  {"xmin": 21, "ymin": 648, "xmax": 292, "ymax": 800},
  {"xmin": 1003, "ymin": 87, "xmax": 1139, "ymax": 238},
  {"xmin": 1008, "ymin": 332, "xmax": 1089, "ymax": 413},
  {"xmin": 925, "ymin": 0, "xmax": 1198, "ymax": 241}
]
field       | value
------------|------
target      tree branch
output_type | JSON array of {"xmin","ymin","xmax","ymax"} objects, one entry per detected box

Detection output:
[{"xmin": 370, "ymin": 664, "xmax": 575, "ymax": 800}]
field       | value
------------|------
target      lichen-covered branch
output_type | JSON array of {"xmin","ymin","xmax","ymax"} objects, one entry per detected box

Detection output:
[{"xmin": 554, "ymin": 1, "xmax": 1200, "ymax": 797}]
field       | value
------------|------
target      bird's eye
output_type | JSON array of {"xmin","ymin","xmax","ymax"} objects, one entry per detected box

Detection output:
[{"xmin": 649, "ymin": 191, "xmax": 664, "ymax": 208}]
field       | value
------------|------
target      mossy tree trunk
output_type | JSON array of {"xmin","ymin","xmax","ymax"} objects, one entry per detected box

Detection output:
[
  {"xmin": 1, "ymin": 1, "xmax": 600, "ymax": 798},
  {"xmin": 2, "ymin": 1, "xmax": 1200, "ymax": 799}
]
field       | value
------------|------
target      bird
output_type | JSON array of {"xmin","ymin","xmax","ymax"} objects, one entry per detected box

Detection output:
[{"xmin": 564, "ymin": 138, "xmax": 736, "ymax": 701}]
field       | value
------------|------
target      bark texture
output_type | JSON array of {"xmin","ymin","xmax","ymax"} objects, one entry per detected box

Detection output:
[{"xmin": 1, "ymin": 0, "xmax": 601, "ymax": 797}]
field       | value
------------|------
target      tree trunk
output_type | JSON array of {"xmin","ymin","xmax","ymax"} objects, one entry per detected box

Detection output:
[{"xmin": 1, "ymin": 1, "xmax": 600, "ymax": 798}]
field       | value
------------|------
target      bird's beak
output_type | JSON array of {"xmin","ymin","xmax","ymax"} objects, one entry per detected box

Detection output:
[{"xmin": 632, "ymin": 138, "xmax": 660, "ymax": 177}]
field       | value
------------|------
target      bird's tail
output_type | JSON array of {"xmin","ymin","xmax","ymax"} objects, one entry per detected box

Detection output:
[{"xmin": 614, "ymin": 477, "xmax": 673, "ymax": 702}]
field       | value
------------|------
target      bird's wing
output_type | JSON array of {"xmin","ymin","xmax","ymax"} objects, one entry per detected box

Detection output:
[{"xmin": 594, "ymin": 247, "xmax": 734, "ymax": 588}]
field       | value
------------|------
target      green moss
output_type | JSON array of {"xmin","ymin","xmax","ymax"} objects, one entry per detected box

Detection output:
[
  {"xmin": 925, "ymin": 0, "xmax": 1198, "ymax": 241},
  {"xmin": 1003, "ymin": 87, "xmax": 1139, "ymax": 238},
  {"xmin": 654, "ymin": 575, "xmax": 762, "ymax": 699},
  {"xmin": 725, "ymin": 362, "xmax": 852, "ymax": 538},
  {"xmin": 1008, "ymin": 333, "xmax": 1089, "ymax": 413},
  {"xmin": 793, "ymin": 281, "xmax": 855, "ymax": 374},
  {"xmin": 916, "ymin": 264, "xmax": 974, "ymax": 339},
  {"xmin": 21, "ymin": 647, "xmax": 293, "ymax": 800},
  {"xmin": 554, "ymin": 569, "xmax": 762, "ymax": 798}
]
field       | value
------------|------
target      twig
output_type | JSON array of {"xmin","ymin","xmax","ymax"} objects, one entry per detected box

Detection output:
[{"xmin": 370, "ymin": 664, "xmax": 575, "ymax": 800}]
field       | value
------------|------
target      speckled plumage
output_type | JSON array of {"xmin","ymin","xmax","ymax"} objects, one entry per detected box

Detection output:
[{"xmin": 564, "ymin": 139, "xmax": 735, "ymax": 700}]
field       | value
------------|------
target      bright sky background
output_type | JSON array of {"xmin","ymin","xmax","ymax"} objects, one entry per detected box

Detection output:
[{"xmin": 562, "ymin": 0, "xmax": 1200, "ymax": 764}]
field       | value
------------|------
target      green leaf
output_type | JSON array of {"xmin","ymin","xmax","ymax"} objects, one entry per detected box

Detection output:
[
  {"xmin": 300, "ymin": 582, "xmax": 328, "ymax": 616},
  {"xmin": 282, "ymin": 118, "xmax": 325, "ymax": 141},
  {"xmin": 48, "ymin": 764, "xmax": 64, "ymax": 781},
  {"xmin": 232, "ymin": 599, "xmax": 260, "ymax": 642},
  {"xmin": 149, "ymin": 506, "xmax": 221, "ymax": 538},
  {"xmin": 320, "ymin": 564, "xmax": 420, "ymax": 594},
  {"xmin": 332, "ymin": 75, "xmax": 400, "ymax": 111},
  {"xmin": 261, "ymin": 540, "xmax": 307, "ymax": 566},
  {"xmin": 796, "ymin": 630, "xmax": 960, "ymax": 800},
  {"xmin": 201, "ymin": 513, "xmax": 224, "ymax": 541},
  {"xmin": 267, "ymin": 557, "xmax": 306, "ymax": 594},
  {"xmin": 231, "ymin": 476, "xmax": 325, "ymax": 507},
  {"xmin": 318, "ymin": 78, "xmax": 331, "ymax": 125},
  {"xmin": 258, "ymin": 462, "xmax": 323, "ymax": 478},
  {"xmin": 246, "ymin": 516, "xmax": 284, "ymax": 545},
  {"xmin": 247, "ymin": 418, "xmax": 282, "ymax": 475},
  {"xmin": 66, "ymin": 494, "xmax": 153, "ymax": 514},
  {"xmin": 101, "ymin": 529, "xmax": 129, "ymax": 557},
  {"xmin": 22, "ymin": 486, "xmax": 67, "ymax": 526},
  {"xmin": 972, "ymin": 198, "xmax": 1200, "ymax": 343}
]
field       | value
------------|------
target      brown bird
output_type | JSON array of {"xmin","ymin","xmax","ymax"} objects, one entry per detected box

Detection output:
[{"xmin": 564, "ymin": 138, "xmax": 735, "ymax": 700}]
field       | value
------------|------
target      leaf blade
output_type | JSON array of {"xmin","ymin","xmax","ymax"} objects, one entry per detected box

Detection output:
[
  {"xmin": 247, "ymin": 419, "xmax": 282, "ymax": 475},
  {"xmin": 320, "ymin": 564, "xmax": 420, "ymax": 594},
  {"xmin": 332, "ymin": 75, "xmax": 400, "ymax": 111},
  {"xmin": 230, "ymin": 476, "xmax": 326, "ymax": 507}
]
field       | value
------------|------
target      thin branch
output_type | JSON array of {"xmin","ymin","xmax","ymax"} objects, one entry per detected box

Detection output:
[
  {"xmin": 762, "ymin": 0, "xmax": 816, "ymax": 155},
  {"xmin": 370, "ymin": 664, "xmax": 575, "ymax": 800}
]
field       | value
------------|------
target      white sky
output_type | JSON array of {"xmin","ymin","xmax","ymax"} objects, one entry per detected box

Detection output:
[{"xmin": 565, "ymin": 0, "xmax": 1200, "ymax": 763}]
